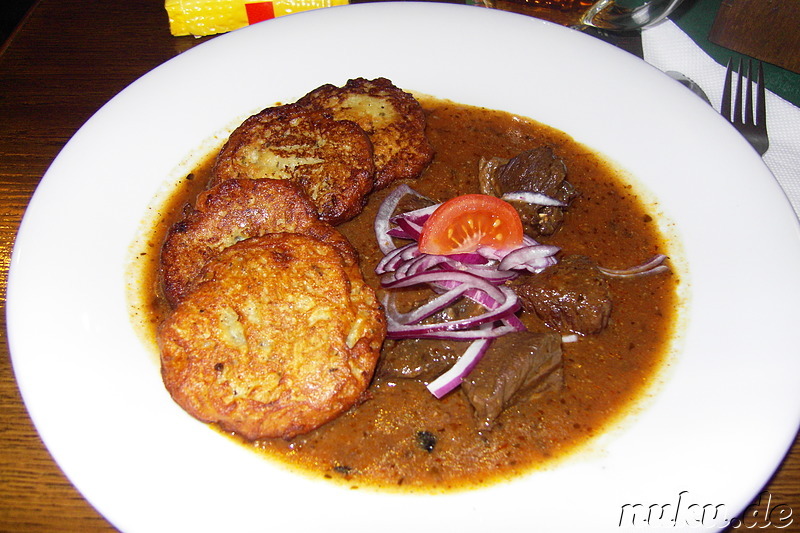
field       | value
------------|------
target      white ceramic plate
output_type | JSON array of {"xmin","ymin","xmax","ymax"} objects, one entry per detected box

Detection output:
[{"xmin": 8, "ymin": 3, "xmax": 800, "ymax": 532}]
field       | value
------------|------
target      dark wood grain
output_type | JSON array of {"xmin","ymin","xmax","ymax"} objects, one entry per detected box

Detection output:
[
  {"xmin": 709, "ymin": 0, "xmax": 800, "ymax": 74},
  {"xmin": 0, "ymin": 0, "xmax": 797, "ymax": 531},
  {"xmin": 0, "ymin": 1, "xmax": 208, "ymax": 531}
]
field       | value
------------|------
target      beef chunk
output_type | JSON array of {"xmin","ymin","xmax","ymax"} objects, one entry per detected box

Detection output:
[
  {"xmin": 512, "ymin": 255, "xmax": 611, "ymax": 335},
  {"xmin": 478, "ymin": 147, "xmax": 578, "ymax": 236},
  {"xmin": 461, "ymin": 331, "xmax": 562, "ymax": 430},
  {"xmin": 498, "ymin": 147, "xmax": 568, "ymax": 194},
  {"xmin": 377, "ymin": 337, "xmax": 461, "ymax": 380}
]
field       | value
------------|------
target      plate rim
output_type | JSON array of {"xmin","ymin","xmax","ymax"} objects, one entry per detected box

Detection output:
[{"xmin": 7, "ymin": 3, "xmax": 800, "ymax": 532}]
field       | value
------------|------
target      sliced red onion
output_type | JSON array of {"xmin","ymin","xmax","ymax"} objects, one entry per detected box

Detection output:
[
  {"xmin": 451, "ymin": 289, "xmax": 526, "ymax": 333},
  {"xmin": 375, "ymin": 243, "xmax": 420, "ymax": 275},
  {"xmin": 383, "ymin": 282, "xmax": 522, "ymax": 330},
  {"xmin": 598, "ymin": 254, "xmax": 669, "ymax": 278},
  {"xmin": 387, "ymin": 254, "xmax": 515, "ymax": 285},
  {"xmin": 502, "ymin": 311, "xmax": 527, "ymax": 332},
  {"xmin": 396, "ymin": 253, "xmax": 500, "ymax": 282},
  {"xmin": 382, "ymin": 283, "xmax": 474, "ymax": 326},
  {"xmin": 445, "ymin": 252, "xmax": 491, "ymax": 265},
  {"xmin": 433, "ymin": 278, "xmax": 507, "ymax": 310},
  {"xmin": 426, "ymin": 279, "xmax": 526, "ymax": 334},
  {"xmin": 474, "ymin": 245, "xmax": 509, "ymax": 262},
  {"xmin": 390, "ymin": 216, "xmax": 425, "ymax": 241},
  {"xmin": 391, "ymin": 204, "xmax": 437, "ymax": 226},
  {"xmin": 497, "ymin": 244, "xmax": 560, "ymax": 273},
  {"xmin": 374, "ymin": 185, "xmax": 433, "ymax": 254},
  {"xmin": 502, "ymin": 191, "xmax": 566, "ymax": 207},
  {"xmin": 387, "ymin": 226, "xmax": 416, "ymax": 240},
  {"xmin": 382, "ymin": 271, "xmax": 511, "ymax": 315},
  {"xmin": 391, "ymin": 252, "xmax": 434, "ymax": 280},
  {"xmin": 427, "ymin": 338, "xmax": 492, "ymax": 398},
  {"xmin": 387, "ymin": 318, "xmax": 520, "ymax": 341},
  {"xmin": 437, "ymin": 262, "xmax": 518, "ymax": 284},
  {"xmin": 383, "ymin": 274, "xmax": 520, "ymax": 337}
]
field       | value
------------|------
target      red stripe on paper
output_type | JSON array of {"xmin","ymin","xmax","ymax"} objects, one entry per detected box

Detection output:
[{"xmin": 245, "ymin": 2, "xmax": 276, "ymax": 24}]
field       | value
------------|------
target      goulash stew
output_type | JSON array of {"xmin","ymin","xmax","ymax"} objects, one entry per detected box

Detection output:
[{"xmin": 134, "ymin": 78, "xmax": 679, "ymax": 492}]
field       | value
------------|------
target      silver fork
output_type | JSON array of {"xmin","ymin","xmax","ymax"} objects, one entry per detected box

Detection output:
[{"xmin": 721, "ymin": 59, "xmax": 769, "ymax": 155}]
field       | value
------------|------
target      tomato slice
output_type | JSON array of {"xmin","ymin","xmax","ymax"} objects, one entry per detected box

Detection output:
[{"xmin": 418, "ymin": 194, "xmax": 524, "ymax": 255}]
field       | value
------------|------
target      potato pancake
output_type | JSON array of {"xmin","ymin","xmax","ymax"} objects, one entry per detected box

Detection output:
[
  {"xmin": 158, "ymin": 234, "xmax": 386, "ymax": 440},
  {"xmin": 160, "ymin": 178, "xmax": 357, "ymax": 307},
  {"xmin": 297, "ymin": 77, "xmax": 433, "ymax": 189},
  {"xmin": 210, "ymin": 103, "xmax": 375, "ymax": 225}
]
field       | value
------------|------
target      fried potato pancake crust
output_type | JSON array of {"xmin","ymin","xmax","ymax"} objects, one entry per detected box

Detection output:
[
  {"xmin": 158, "ymin": 234, "xmax": 386, "ymax": 440},
  {"xmin": 160, "ymin": 178, "xmax": 357, "ymax": 308},
  {"xmin": 210, "ymin": 103, "xmax": 375, "ymax": 225},
  {"xmin": 296, "ymin": 77, "xmax": 434, "ymax": 190}
]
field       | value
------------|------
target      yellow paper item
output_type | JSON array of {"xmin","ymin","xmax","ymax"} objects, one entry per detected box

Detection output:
[{"xmin": 166, "ymin": 0, "xmax": 349, "ymax": 37}]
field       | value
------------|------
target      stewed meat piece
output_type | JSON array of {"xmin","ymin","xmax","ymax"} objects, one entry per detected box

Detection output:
[
  {"xmin": 478, "ymin": 147, "xmax": 578, "ymax": 236},
  {"xmin": 461, "ymin": 331, "xmax": 562, "ymax": 430},
  {"xmin": 377, "ymin": 337, "xmax": 462, "ymax": 381},
  {"xmin": 497, "ymin": 147, "xmax": 569, "ymax": 194},
  {"xmin": 512, "ymin": 255, "xmax": 612, "ymax": 335}
]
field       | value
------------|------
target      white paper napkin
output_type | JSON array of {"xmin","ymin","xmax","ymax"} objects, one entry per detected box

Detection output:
[{"xmin": 642, "ymin": 20, "xmax": 800, "ymax": 217}]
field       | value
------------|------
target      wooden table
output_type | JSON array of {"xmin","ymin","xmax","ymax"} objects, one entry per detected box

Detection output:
[{"xmin": 1, "ymin": 1, "xmax": 797, "ymax": 531}]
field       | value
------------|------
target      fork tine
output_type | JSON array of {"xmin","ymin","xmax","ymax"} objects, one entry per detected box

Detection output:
[
  {"xmin": 721, "ymin": 59, "xmax": 733, "ymax": 121},
  {"xmin": 756, "ymin": 61, "xmax": 767, "ymax": 131},
  {"xmin": 721, "ymin": 57, "xmax": 769, "ymax": 155},
  {"xmin": 744, "ymin": 60, "xmax": 755, "ymax": 127},
  {"xmin": 733, "ymin": 58, "xmax": 744, "ymax": 126}
]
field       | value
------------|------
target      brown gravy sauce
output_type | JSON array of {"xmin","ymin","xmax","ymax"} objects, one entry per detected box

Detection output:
[{"xmin": 135, "ymin": 96, "xmax": 680, "ymax": 493}]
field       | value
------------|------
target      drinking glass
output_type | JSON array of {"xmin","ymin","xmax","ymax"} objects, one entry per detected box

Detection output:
[{"xmin": 472, "ymin": 0, "xmax": 685, "ymax": 30}]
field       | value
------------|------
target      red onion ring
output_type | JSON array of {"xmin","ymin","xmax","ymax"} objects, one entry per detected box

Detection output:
[
  {"xmin": 382, "ymin": 283, "xmax": 474, "ymax": 326},
  {"xmin": 375, "ymin": 243, "xmax": 420, "ymax": 275},
  {"xmin": 426, "ymin": 338, "xmax": 492, "ymax": 398},
  {"xmin": 501, "ymin": 191, "xmax": 566, "ymax": 207},
  {"xmin": 390, "ymin": 204, "xmax": 437, "ymax": 225},
  {"xmin": 374, "ymin": 185, "xmax": 433, "ymax": 254},
  {"xmin": 386, "ymin": 318, "xmax": 520, "ymax": 341},
  {"xmin": 497, "ymin": 244, "xmax": 561, "ymax": 273},
  {"xmin": 382, "ymin": 271, "xmax": 510, "ymax": 312},
  {"xmin": 598, "ymin": 254, "xmax": 669, "ymax": 278}
]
